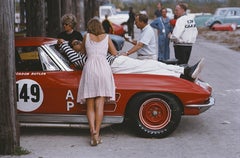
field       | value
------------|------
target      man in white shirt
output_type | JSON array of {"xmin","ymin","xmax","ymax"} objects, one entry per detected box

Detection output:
[
  {"xmin": 122, "ymin": 14, "xmax": 157, "ymax": 60},
  {"xmin": 169, "ymin": 3, "xmax": 198, "ymax": 65}
]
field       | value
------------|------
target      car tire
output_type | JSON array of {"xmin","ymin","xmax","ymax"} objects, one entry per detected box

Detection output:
[{"xmin": 127, "ymin": 93, "xmax": 182, "ymax": 138}]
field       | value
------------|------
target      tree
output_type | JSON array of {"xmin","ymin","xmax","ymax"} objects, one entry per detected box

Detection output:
[
  {"xmin": 46, "ymin": 0, "xmax": 61, "ymax": 37},
  {"xmin": 25, "ymin": 0, "xmax": 46, "ymax": 36},
  {"xmin": 0, "ymin": 0, "xmax": 20, "ymax": 155},
  {"xmin": 72, "ymin": 0, "xmax": 85, "ymax": 31},
  {"xmin": 228, "ymin": 0, "xmax": 240, "ymax": 6},
  {"xmin": 84, "ymin": 0, "xmax": 97, "ymax": 28}
]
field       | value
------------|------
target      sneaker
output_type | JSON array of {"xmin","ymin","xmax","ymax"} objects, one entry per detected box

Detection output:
[{"xmin": 189, "ymin": 58, "xmax": 205, "ymax": 79}]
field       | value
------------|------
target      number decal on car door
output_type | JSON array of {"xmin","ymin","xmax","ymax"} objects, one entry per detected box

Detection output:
[{"xmin": 16, "ymin": 79, "xmax": 44, "ymax": 112}]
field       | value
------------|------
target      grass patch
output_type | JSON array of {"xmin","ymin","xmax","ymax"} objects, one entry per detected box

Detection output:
[{"xmin": 14, "ymin": 146, "xmax": 30, "ymax": 155}]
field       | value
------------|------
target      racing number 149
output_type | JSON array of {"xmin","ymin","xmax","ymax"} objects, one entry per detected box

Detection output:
[{"xmin": 16, "ymin": 83, "xmax": 40, "ymax": 102}]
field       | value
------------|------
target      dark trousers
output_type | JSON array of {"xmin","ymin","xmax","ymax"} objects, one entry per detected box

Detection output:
[
  {"xmin": 128, "ymin": 23, "xmax": 134, "ymax": 39},
  {"xmin": 174, "ymin": 45, "xmax": 192, "ymax": 65}
]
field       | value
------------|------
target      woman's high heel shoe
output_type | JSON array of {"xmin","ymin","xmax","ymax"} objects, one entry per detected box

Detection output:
[
  {"xmin": 90, "ymin": 139, "xmax": 98, "ymax": 146},
  {"xmin": 97, "ymin": 137, "xmax": 103, "ymax": 144},
  {"xmin": 90, "ymin": 133, "xmax": 98, "ymax": 146}
]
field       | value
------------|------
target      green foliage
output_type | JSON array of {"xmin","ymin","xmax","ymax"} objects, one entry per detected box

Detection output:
[{"xmin": 13, "ymin": 146, "xmax": 30, "ymax": 156}]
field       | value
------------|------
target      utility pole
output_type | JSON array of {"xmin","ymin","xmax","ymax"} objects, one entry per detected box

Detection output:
[{"xmin": 0, "ymin": 0, "xmax": 20, "ymax": 155}]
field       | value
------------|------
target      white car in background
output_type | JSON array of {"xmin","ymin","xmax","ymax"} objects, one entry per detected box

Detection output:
[
  {"xmin": 99, "ymin": 4, "xmax": 129, "ymax": 25},
  {"xmin": 166, "ymin": 8, "xmax": 174, "ymax": 19}
]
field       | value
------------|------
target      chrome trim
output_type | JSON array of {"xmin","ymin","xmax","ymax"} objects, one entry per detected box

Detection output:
[
  {"xmin": 42, "ymin": 44, "xmax": 73, "ymax": 71},
  {"xmin": 185, "ymin": 97, "xmax": 215, "ymax": 113},
  {"xmin": 20, "ymin": 123, "xmax": 112, "ymax": 128},
  {"xmin": 18, "ymin": 114, "xmax": 124, "ymax": 124}
]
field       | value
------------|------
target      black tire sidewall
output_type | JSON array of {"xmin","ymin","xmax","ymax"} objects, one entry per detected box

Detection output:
[{"xmin": 128, "ymin": 93, "xmax": 182, "ymax": 138}]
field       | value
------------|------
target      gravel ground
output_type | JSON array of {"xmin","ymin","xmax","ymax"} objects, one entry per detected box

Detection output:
[{"xmin": 198, "ymin": 27, "xmax": 240, "ymax": 52}]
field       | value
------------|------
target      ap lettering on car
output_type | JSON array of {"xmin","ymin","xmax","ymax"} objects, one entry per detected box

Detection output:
[
  {"xmin": 65, "ymin": 90, "xmax": 75, "ymax": 111},
  {"xmin": 16, "ymin": 79, "xmax": 44, "ymax": 112}
]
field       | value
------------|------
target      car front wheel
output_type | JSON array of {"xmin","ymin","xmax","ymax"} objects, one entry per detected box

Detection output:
[{"xmin": 127, "ymin": 93, "xmax": 182, "ymax": 138}]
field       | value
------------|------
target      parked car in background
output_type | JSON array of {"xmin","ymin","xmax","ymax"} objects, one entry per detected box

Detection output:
[
  {"xmin": 80, "ymin": 32, "xmax": 124, "ymax": 50},
  {"xmin": 15, "ymin": 36, "xmax": 214, "ymax": 138},
  {"xmin": 99, "ymin": 4, "xmax": 127, "ymax": 36},
  {"xmin": 99, "ymin": 4, "xmax": 129, "ymax": 25},
  {"xmin": 111, "ymin": 22, "xmax": 126, "ymax": 36},
  {"xmin": 205, "ymin": 7, "xmax": 240, "ymax": 28},
  {"xmin": 166, "ymin": 8, "xmax": 174, "ymax": 19}
]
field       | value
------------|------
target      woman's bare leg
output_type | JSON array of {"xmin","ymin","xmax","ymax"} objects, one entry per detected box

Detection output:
[
  {"xmin": 95, "ymin": 97, "xmax": 105, "ymax": 141},
  {"xmin": 86, "ymin": 98, "xmax": 96, "ymax": 136}
]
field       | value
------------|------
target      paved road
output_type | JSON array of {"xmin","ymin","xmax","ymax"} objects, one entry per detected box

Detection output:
[{"xmin": 1, "ymin": 34, "xmax": 240, "ymax": 158}]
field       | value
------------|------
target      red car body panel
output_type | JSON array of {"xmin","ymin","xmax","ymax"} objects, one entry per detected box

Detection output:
[
  {"xmin": 16, "ymin": 70, "xmax": 211, "ymax": 115},
  {"xmin": 112, "ymin": 23, "xmax": 125, "ymax": 36}
]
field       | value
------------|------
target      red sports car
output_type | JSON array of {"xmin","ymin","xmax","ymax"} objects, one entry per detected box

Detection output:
[{"xmin": 15, "ymin": 36, "xmax": 215, "ymax": 138}]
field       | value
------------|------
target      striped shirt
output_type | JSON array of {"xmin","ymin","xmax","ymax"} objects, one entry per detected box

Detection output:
[{"xmin": 59, "ymin": 43, "xmax": 116, "ymax": 69}]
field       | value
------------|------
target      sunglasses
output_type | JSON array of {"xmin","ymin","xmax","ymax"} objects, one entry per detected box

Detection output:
[{"xmin": 63, "ymin": 23, "xmax": 71, "ymax": 26}]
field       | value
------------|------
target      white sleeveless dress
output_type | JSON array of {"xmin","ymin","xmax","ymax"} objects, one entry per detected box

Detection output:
[{"xmin": 77, "ymin": 33, "xmax": 115, "ymax": 103}]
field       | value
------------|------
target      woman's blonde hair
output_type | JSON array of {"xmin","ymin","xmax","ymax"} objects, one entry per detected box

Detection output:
[
  {"xmin": 61, "ymin": 13, "xmax": 77, "ymax": 28},
  {"xmin": 87, "ymin": 18, "xmax": 105, "ymax": 36}
]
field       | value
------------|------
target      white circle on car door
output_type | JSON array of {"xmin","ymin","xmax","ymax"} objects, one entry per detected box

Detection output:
[{"xmin": 16, "ymin": 79, "xmax": 44, "ymax": 112}]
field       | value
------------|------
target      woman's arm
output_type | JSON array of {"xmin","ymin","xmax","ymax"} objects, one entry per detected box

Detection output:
[
  {"xmin": 81, "ymin": 34, "xmax": 87, "ymax": 54},
  {"xmin": 108, "ymin": 37, "xmax": 118, "ymax": 56}
]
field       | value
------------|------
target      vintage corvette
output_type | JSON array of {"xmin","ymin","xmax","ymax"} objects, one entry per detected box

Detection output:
[{"xmin": 15, "ymin": 36, "xmax": 215, "ymax": 138}]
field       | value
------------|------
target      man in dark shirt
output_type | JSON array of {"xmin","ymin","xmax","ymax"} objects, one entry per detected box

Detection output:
[
  {"xmin": 102, "ymin": 15, "xmax": 113, "ymax": 34},
  {"xmin": 154, "ymin": 2, "xmax": 162, "ymax": 18}
]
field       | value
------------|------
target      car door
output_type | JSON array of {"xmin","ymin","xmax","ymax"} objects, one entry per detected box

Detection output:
[
  {"xmin": 15, "ymin": 45, "xmax": 82, "ymax": 115},
  {"xmin": 16, "ymin": 44, "xmax": 120, "ymax": 116}
]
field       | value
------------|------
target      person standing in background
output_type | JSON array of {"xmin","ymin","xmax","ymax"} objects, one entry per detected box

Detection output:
[
  {"xmin": 154, "ymin": 2, "xmax": 162, "ymax": 18},
  {"xmin": 151, "ymin": 8, "xmax": 172, "ymax": 61},
  {"xmin": 102, "ymin": 14, "xmax": 114, "ymax": 34},
  {"xmin": 169, "ymin": 3, "xmax": 198, "ymax": 65},
  {"xmin": 58, "ymin": 14, "xmax": 83, "ymax": 41},
  {"xmin": 127, "ymin": 7, "xmax": 135, "ymax": 39}
]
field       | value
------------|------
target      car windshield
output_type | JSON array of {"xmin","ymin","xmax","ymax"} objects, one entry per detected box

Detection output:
[{"xmin": 215, "ymin": 9, "xmax": 227, "ymax": 16}]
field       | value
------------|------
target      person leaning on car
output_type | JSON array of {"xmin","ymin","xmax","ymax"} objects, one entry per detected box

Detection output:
[
  {"xmin": 57, "ymin": 39, "xmax": 204, "ymax": 82},
  {"xmin": 169, "ymin": 3, "xmax": 198, "ymax": 65},
  {"xmin": 57, "ymin": 13, "xmax": 83, "ymax": 42},
  {"xmin": 122, "ymin": 14, "xmax": 157, "ymax": 60}
]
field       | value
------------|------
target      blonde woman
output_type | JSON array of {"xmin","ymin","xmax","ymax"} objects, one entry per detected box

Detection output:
[
  {"xmin": 77, "ymin": 18, "xmax": 118, "ymax": 146},
  {"xmin": 58, "ymin": 13, "xmax": 83, "ymax": 41}
]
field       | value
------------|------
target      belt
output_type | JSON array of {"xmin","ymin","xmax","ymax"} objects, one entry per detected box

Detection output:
[{"xmin": 138, "ymin": 54, "xmax": 154, "ymax": 56}]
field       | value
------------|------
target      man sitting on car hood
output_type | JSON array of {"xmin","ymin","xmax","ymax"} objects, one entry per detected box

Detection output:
[{"xmin": 57, "ymin": 39, "xmax": 204, "ymax": 81}]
